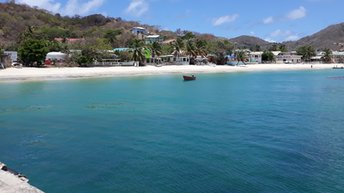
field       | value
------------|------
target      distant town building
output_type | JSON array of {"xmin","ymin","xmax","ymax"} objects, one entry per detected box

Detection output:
[
  {"xmin": 145, "ymin": 35, "xmax": 163, "ymax": 44},
  {"xmin": 332, "ymin": 51, "xmax": 344, "ymax": 63},
  {"xmin": 4, "ymin": 51, "xmax": 18, "ymax": 62},
  {"xmin": 276, "ymin": 52, "xmax": 302, "ymax": 64},
  {"xmin": 131, "ymin": 27, "xmax": 148, "ymax": 39},
  {"xmin": 249, "ymin": 51, "xmax": 263, "ymax": 63}
]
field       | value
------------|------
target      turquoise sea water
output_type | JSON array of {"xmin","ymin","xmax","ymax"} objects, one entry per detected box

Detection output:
[{"xmin": 1, "ymin": 70, "xmax": 344, "ymax": 193}]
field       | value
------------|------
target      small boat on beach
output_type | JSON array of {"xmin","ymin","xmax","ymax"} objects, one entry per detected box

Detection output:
[
  {"xmin": 183, "ymin": 75, "xmax": 196, "ymax": 81},
  {"xmin": 333, "ymin": 66, "xmax": 344, "ymax": 69}
]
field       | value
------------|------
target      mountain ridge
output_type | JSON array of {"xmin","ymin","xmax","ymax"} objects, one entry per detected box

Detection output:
[{"xmin": 0, "ymin": 2, "xmax": 343, "ymax": 51}]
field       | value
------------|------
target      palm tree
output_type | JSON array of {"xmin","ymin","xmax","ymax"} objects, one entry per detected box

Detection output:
[
  {"xmin": 195, "ymin": 39, "xmax": 207, "ymax": 57},
  {"xmin": 322, "ymin": 48, "xmax": 332, "ymax": 63},
  {"xmin": 186, "ymin": 40, "xmax": 197, "ymax": 57},
  {"xmin": 297, "ymin": 45, "xmax": 316, "ymax": 62},
  {"xmin": 130, "ymin": 39, "xmax": 146, "ymax": 66},
  {"xmin": 149, "ymin": 42, "xmax": 162, "ymax": 62},
  {"xmin": 171, "ymin": 38, "xmax": 184, "ymax": 58},
  {"xmin": 186, "ymin": 40, "xmax": 197, "ymax": 64},
  {"xmin": 235, "ymin": 50, "xmax": 247, "ymax": 65}
]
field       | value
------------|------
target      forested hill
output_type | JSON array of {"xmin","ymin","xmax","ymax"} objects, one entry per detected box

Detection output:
[
  {"xmin": 0, "ymin": 2, "xmax": 179, "ymax": 49},
  {"xmin": 1, "ymin": 2, "xmax": 344, "ymax": 51}
]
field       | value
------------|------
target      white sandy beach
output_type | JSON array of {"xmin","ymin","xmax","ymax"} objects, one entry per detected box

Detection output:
[{"xmin": 0, "ymin": 64, "xmax": 336, "ymax": 82}]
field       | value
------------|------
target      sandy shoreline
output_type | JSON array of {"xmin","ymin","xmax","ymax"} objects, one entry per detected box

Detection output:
[{"xmin": 0, "ymin": 64, "xmax": 336, "ymax": 82}]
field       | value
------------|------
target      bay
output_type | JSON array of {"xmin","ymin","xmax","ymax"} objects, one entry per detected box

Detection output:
[{"xmin": 0, "ymin": 70, "xmax": 344, "ymax": 193}]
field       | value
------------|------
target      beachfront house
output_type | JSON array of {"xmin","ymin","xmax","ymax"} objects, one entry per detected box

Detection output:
[
  {"xmin": 276, "ymin": 52, "xmax": 302, "ymax": 64},
  {"xmin": 249, "ymin": 51, "xmax": 263, "ymax": 64},
  {"xmin": 3, "ymin": 51, "xmax": 17, "ymax": 63},
  {"xmin": 157, "ymin": 55, "xmax": 190, "ymax": 65},
  {"xmin": 1, "ymin": 51, "xmax": 18, "ymax": 68},
  {"xmin": 131, "ymin": 27, "xmax": 148, "ymax": 39},
  {"xmin": 310, "ymin": 52, "xmax": 324, "ymax": 63},
  {"xmin": 332, "ymin": 51, "xmax": 344, "ymax": 63}
]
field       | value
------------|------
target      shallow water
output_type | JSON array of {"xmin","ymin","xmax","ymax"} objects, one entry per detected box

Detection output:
[{"xmin": 1, "ymin": 70, "xmax": 344, "ymax": 193}]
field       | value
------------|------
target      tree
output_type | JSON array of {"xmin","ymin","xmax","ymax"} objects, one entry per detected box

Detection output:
[
  {"xmin": 104, "ymin": 29, "xmax": 122, "ymax": 48},
  {"xmin": 182, "ymin": 31, "xmax": 195, "ymax": 41},
  {"xmin": 269, "ymin": 43, "xmax": 288, "ymax": 52},
  {"xmin": 297, "ymin": 45, "xmax": 316, "ymax": 62},
  {"xmin": 71, "ymin": 38, "xmax": 112, "ymax": 67},
  {"xmin": 322, "ymin": 48, "xmax": 332, "ymax": 63},
  {"xmin": 195, "ymin": 39, "xmax": 207, "ymax": 57},
  {"xmin": 279, "ymin": 44, "xmax": 288, "ymax": 52},
  {"xmin": 215, "ymin": 52, "xmax": 227, "ymax": 65},
  {"xmin": 185, "ymin": 40, "xmax": 196, "ymax": 57},
  {"xmin": 262, "ymin": 51, "xmax": 275, "ymax": 63},
  {"xmin": 254, "ymin": 45, "xmax": 261, "ymax": 51},
  {"xmin": 149, "ymin": 41, "xmax": 162, "ymax": 59},
  {"xmin": 269, "ymin": 44, "xmax": 279, "ymax": 51},
  {"xmin": 185, "ymin": 40, "xmax": 197, "ymax": 64},
  {"xmin": 130, "ymin": 39, "xmax": 146, "ymax": 66},
  {"xmin": 235, "ymin": 50, "xmax": 247, "ymax": 65},
  {"xmin": 18, "ymin": 38, "xmax": 50, "ymax": 66},
  {"xmin": 171, "ymin": 38, "xmax": 184, "ymax": 57},
  {"xmin": 0, "ymin": 46, "xmax": 4, "ymax": 67}
]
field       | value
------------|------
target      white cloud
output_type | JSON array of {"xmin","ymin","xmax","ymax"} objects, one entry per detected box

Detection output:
[
  {"xmin": 264, "ymin": 38, "xmax": 276, "ymax": 43},
  {"xmin": 270, "ymin": 29, "xmax": 290, "ymax": 37},
  {"xmin": 212, "ymin": 14, "xmax": 239, "ymax": 26},
  {"xmin": 125, "ymin": 0, "xmax": 149, "ymax": 17},
  {"xmin": 64, "ymin": 0, "xmax": 105, "ymax": 15},
  {"xmin": 18, "ymin": 0, "xmax": 62, "ymax": 13},
  {"xmin": 17, "ymin": 0, "xmax": 105, "ymax": 16},
  {"xmin": 287, "ymin": 6, "xmax": 306, "ymax": 20},
  {"xmin": 268, "ymin": 29, "xmax": 300, "ymax": 42},
  {"xmin": 285, "ymin": 35, "xmax": 299, "ymax": 41},
  {"xmin": 263, "ymin": 16, "xmax": 274, "ymax": 24}
]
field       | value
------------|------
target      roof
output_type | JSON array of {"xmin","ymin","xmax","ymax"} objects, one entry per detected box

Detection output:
[
  {"xmin": 113, "ymin": 48, "xmax": 131, "ymax": 52},
  {"xmin": 131, "ymin": 27, "xmax": 146, "ymax": 30},
  {"xmin": 272, "ymin": 51, "xmax": 281, "ymax": 56},
  {"xmin": 47, "ymin": 52, "xmax": 66, "ymax": 56},
  {"xmin": 333, "ymin": 51, "xmax": 344, "ymax": 56},
  {"xmin": 146, "ymin": 35, "xmax": 160, "ymax": 38},
  {"xmin": 311, "ymin": 56, "xmax": 322, "ymax": 60},
  {"xmin": 250, "ymin": 51, "xmax": 263, "ymax": 55}
]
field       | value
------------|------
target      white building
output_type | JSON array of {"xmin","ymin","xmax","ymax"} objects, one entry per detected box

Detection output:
[
  {"xmin": 3, "ymin": 51, "xmax": 17, "ymax": 62},
  {"xmin": 145, "ymin": 35, "xmax": 163, "ymax": 44},
  {"xmin": 46, "ymin": 52, "xmax": 67, "ymax": 61},
  {"xmin": 332, "ymin": 51, "xmax": 344, "ymax": 63},
  {"xmin": 276, "ymin": 52, "xmax": 302, "ymax": 64},
  {"xmin": 249, "ymin": 51, "xmax": 263, "ymax": 64},
  {"xmin": 131, "ymin": 27, "xmax": 148, "ymax": 39}
]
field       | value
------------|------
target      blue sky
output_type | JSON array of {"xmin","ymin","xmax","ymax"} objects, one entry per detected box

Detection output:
[{"xmin": 3, "ymin": 0, "xmax": 344, "ymax": 42}]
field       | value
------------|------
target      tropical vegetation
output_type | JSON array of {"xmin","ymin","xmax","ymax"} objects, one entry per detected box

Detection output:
[
  {"xmin": 262, "ymin": 51, "xmax": 275, "ymax": 63},
  {"xmin": 321, "ymin": 48, "xmax": 333, "ymax": 63},
  {"xmin": 297, "ymin": 45, "xmax": 316, "ymax": 62}
]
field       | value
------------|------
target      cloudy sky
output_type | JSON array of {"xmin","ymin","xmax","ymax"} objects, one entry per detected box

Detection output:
[{"xmin": 2, "ymin": 0, "xmax": 344, "ymax": 42}]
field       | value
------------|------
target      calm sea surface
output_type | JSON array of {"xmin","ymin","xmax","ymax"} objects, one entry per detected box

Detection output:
[{"xmin": 1, "ymin": 70, "xmax": 344, "ymax": 193}]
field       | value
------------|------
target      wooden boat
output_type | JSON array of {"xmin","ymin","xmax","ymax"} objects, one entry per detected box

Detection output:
[{"xmin": 183, "ymin": 75, "xmax": 196, "ymax": 81}]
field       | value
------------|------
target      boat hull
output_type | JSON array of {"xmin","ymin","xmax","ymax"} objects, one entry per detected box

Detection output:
[{"xmin": 183, "ymin": 75, "xmax": 196, "ymax": 81}]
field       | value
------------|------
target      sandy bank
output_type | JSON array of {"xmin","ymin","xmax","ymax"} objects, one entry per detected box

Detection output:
[{"xmin": 0, "ymin": 64, "xmax": 335, "ymax": 82}]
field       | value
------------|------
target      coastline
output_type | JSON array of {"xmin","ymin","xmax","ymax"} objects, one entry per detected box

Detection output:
[{"xmin": 0, "ymin": 64, "xmax": 335, "ymax": 82}]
